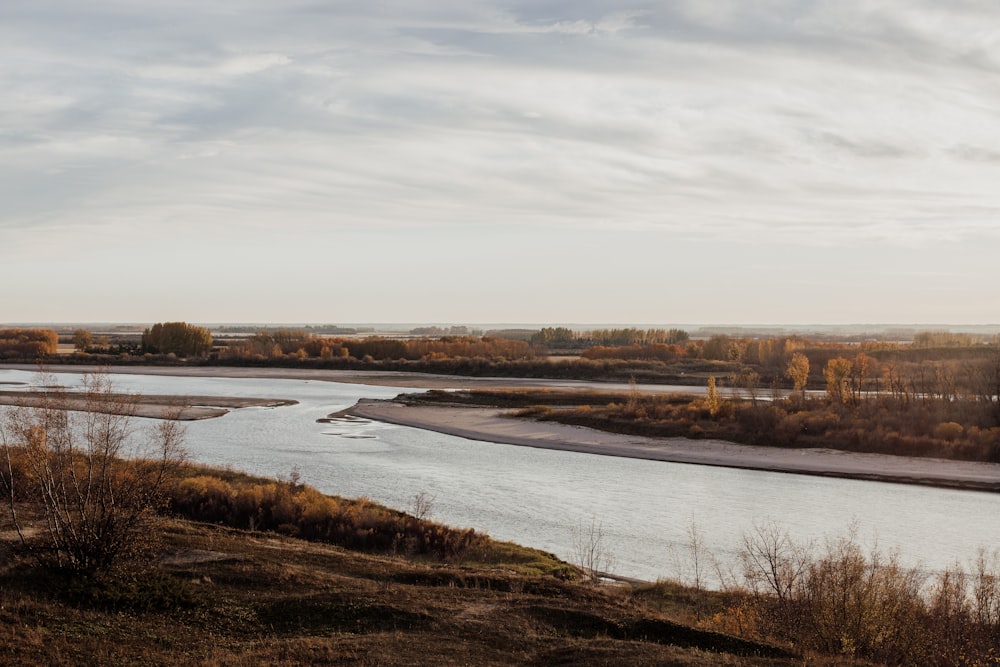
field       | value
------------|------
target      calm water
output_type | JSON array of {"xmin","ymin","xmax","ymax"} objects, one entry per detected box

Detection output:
[{"xmin": 2, "ymin": 368, "xmax": 997, "ymax": 583}]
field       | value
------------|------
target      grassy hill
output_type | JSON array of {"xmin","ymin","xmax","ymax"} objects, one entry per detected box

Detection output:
[{"xmin": 0, "ymin": 517, "xmax": 794, "ymax": 666}]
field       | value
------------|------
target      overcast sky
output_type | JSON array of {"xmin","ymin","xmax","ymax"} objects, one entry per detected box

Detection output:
[{"xmin": 3, "ymin": 1, "xmax": 999, "ymax": 325}]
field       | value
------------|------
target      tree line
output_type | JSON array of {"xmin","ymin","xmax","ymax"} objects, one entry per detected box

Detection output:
[
  {"xmin": 0, "ymin": 328, "xmax": 58, "ymax": 358},
  {"xmin": 531, "ymin": 327, "xmax": 690, "ymax": 349},
  {"xmin": 218, "ymin": 331, "xmax": 534, "ymax": 363},
  {"xmin": 515, "ymin": 347, "xmax": 1000, "ymax": 462},
  {"xmin": 141, "ymin": 322, "xmax": 212, "ymax": 357}
]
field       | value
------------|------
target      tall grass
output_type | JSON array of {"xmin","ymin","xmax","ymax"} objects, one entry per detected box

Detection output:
[
  {"xmin": 168, "ymin": 473, "xmax": 483, "ymax": 561},
  {"xmin": 714, "ymin": 523, "xmax": 1000, "ymax": 665}
]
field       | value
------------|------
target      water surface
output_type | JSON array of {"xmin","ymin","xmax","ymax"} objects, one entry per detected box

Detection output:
[{"xmin": 1, "ymin": 368, "xmax": 996, "ymax": 583}]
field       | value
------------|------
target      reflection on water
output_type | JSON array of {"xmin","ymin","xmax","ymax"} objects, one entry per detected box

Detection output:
[{"xmin": 1, "ymin": 368, "xmax": 997, "ymax": 583}]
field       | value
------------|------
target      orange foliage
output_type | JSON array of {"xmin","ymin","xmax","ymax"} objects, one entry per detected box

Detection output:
[
  {"xmin": 582, "ymin": 344, "xmax": 683, "ymax": 363},
  {"xmin": 168, "ymin": 475, "xmax": 484, "ymax": 560},
  {"xmin": 0, "ymin": 328, "xmax": 58, "ymax": 358}
]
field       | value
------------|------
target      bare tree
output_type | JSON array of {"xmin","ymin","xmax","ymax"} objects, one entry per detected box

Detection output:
[
  {"xmin": 685, "ymin": 519, "xmax": 708, "ymax": 592},
  {"xmin": 740, "ymin": 521, "xmax": 812, "ymax": 607},
  {"xmin": 0, "ymin": 371, "xmax": 185, "ymax": 572},
  {"xmin": 573, "ymin": 516, "xmax": 614, "ymax": 584},
  {"xmin": 410, "ymin": 490, "xmax": 435, "ymax": 520}
]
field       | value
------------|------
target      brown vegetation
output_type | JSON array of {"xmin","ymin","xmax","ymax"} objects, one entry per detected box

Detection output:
[
  {"xmin": 634, "ymin": 526, "xmax": 1000, "ymax": 666},
  {"xmin": 2, "ymin": 456, "xmax": 996, "ymax": 665},
  {"xmin": 2, "ymin": 374, "xmax": 996, "ymax": 664},
  {"xmin": 142, "ymin": 322, "xmax": 213, "ymax": 358},
  {"xmin": 583, "ymin": 343, "xmax": 686, "ymax": 363},
  {"xmin": 0, "ymin": 372, "xmax": 185, "ymax": 571},
  {"xmin": 729, "ymin": 524, "xmax": 1000, "ymax": 665},
  {"xmin": 0, "ymin": 328, "xmax": 58, "ymax": 358},
  {"xmin": 533, "ymin": 327, "xmax": 691, "ymax": 349},
  {"xmin": 168, "ymin": 470, "xmax": 490, "ymax": 564},
  {"xmin": 0, "ymin": 516, "xmax": 797, "ymax": 666},
  {"xmin": 409, "ymin": 381, "xmax": 1000, "ymax": 463},
  {"xmin": 218, "ymin": 331, "xmax": 535, "ymax": 364},
  {"xmin": 0, "ymin": 429, "xmax": 795, "ymax": 665}
]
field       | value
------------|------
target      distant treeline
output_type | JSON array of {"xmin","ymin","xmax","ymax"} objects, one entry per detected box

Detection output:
[
  {"xmin": 217, "ymin": 331, "xmax": 535, "ymax": 363},
  {"xmin": 508, "ymin": 343, "xmax": 1000, "ymax": 463},
  {"xmin": 7, "ymin": 325, "xmax": 1000, "ymax": 394},
  {"xmin": 214, "ymin": 324, "xmax": 369, "ymax": 336},
  {"xmin": 0, "ymin": 328, "xmax": 58, "ymax": 358},
  {"xmin": 409, "ymin": 325, "xmax": 483, "ymax": 337},
  {"xmin": 531, "ymin": 327, "xmax": 690, "ymax": 349},
  {"xmin": 141, "ymin": 322, "xmax": 213, "ymax": 357}
]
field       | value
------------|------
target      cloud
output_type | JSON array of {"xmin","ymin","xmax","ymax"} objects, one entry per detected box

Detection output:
[
  {"xmin": 135, "ymin": 53, "xmax": 291, "ymax": 83},
  {"xmin": 948, "ymin": 144, "xmax": 1000, "ymax": 164},
  {"xmin": 2, "ymin": 1, "xmax": 1000, "ymax": 322}
]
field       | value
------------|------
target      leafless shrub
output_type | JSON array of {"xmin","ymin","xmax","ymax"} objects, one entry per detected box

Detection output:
[
  {"xmin": 573, "ymin": 516, "xmax": 614, "ymax": 584},
  {"xmin": 411, "ymin": 490, "xmax": 435, "ymax": 521},
  {"xmin": 733, "ymin": 523, "xmax": 1000, "ymax": 664},
  {"xmin": 0, "ymin": 371, "xmax": 185, "ymax": 572}
]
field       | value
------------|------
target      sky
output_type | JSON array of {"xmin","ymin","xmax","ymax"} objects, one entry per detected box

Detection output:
[{"xmin": 3, "ymin": 0, "xmax": 999, "ymax": 325}]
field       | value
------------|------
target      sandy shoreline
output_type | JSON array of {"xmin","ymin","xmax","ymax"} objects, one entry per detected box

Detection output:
[
  {"xmin": 348, "ymin": 399, "xmax": 1000, "ymax": 493},
  {"xmin": 0, "ymin": 390, "xmax": 296, "ymax": 421},
  {"xmin": 0, "ymin": 363, "xmax": 701, "ymax": 393},
  {"xmin": 5, "ymin": 364, "xmax": 999, "ymax": 491}
]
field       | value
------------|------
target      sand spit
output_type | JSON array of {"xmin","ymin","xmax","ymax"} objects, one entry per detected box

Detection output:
[
  {"xmin": 0, "ymin": 363, "xmax": 696, "ymax": 393},
  {"xmin": 0, "ymin": 390, "xmax": 296, "ymax": 421},
  {"xmin": 348, "ymin": 399, "xmax": 1000, "ymax": 493},
  {"xmin": 4, "ymin": 364, "xmax": 998, "ymax": 490}
]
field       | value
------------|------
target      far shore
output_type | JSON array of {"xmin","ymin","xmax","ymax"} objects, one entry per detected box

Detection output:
[
  {"xmin": 4, "ymin": 363, "xmax": 998, "ymax": 491},
  {"xmin": 0, "ymin": 363, "xmax": 706, "ymax": 393},
  {"xmin": 347, "ymin": 399, "xmax": 1000, "ymax": 493}
]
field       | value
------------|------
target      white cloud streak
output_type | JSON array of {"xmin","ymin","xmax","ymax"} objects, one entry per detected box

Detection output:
[{"xmin": 1, "ymin": 1, "xmax": 999, "ymax": 321}]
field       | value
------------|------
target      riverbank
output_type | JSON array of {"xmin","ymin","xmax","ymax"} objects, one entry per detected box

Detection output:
[
  {"xmin": 347, "ymin": 399, "xmax": 1000, "ymax": 492},
  {"xmin": 6, "ymin": 364, "xmax": 999, "ymax": 490},
  {"xmin": 0, "ymin": 389, "xmax": 296, "ymax": 420},
  {"xmin": 0, "ymin": 503, "xmax": 791, "ymax": 665},
  {"xmin": 0, "ymin": 363, "xmax": 701, "ymax": 393}
]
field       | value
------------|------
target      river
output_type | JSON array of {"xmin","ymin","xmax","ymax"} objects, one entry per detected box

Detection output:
[{"xmin": 1, "ymin": 368, "xmax": 997, "ymax": 584}]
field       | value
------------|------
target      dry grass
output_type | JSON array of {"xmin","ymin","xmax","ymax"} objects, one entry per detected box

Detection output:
[
  {"xmin": 0, "ymin": 518, "xmax": 796, "ymax": 666},
  {"xmin": 422, "ymin": 388, "xmax": 1000, "ymax": 463}
]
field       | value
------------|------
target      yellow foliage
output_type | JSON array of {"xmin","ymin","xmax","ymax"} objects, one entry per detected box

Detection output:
[{"xmin": 934, "ymin": 421, "xmax": 964, "ymax": 442}]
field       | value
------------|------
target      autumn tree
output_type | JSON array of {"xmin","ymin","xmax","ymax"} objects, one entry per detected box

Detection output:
[
  {"xmin": 72, "ymin": 328, "xmax": 93, "ymax": 352},
  {"xmin": 530, "ymin": 327, "xmax": 576, "ymax": 348},
  {"xmin": 848, "ymin": 352, "xmax": 876, "ymax": 404},
  {"xmin": 705, "ymin": 376, "xmax": 722, "ymax": 417},
  {"xmin": 0, "ymin": 372, "xmax": 185, "ymax": 571},
  {"xmin": 141, "ymin": 321, "xmax": 213, "ymax": 357},
  {"xmin": 786, "ymin": 352, "xmax": 810, "ymax": 398},
  {"xmin": 731, "ymin": 368, "xmax": 761, "ymax": 406},
  {"xmin": 0, "ymin": 328, "xmax": 58, "ymax": 358},
  {"xmin": 823, "ymin": 357, "xmax": 852, "ymax": 407}
]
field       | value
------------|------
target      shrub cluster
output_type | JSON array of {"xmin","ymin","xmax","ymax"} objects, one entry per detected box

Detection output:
[
  {"xmin": 582, "ymin": 343, "xmax": 685, "ymax": 363},
  {"xmin": 720, "ymin": 525, "xmax": 1000, "ymax": 666},
  {"xmin": 219, "ymin": 332, "xmax": 534, "ymax": 363},
  {"xmin": 141, "ymin": 322, "xmax": 212, "ymax": 357},
  {"xmin": 168, "ymin": 474, "xmax": 484, "ymax": 560},
  {"xmin": 525, "ymin": 391, "xmax": 1000, "ymax": 462},
  {"xmin": 0, "ymin": 328, "xmax": 58, "ymax": 358},
  {"xmin": 0, "ymin": 373, "xmax": 184, "ymax": 572}
]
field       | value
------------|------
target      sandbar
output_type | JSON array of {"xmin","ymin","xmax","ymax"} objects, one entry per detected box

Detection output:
[
  {"xmin": 0, "ymin": 390, "xmax": 296, "ymax": 421},
  {"xmin": 5, "ymin": 364, "xmax": 998, "ymax": 491},
  {"xmin": 348, "ymin": 399, "xmax": 1000, "ymax": 493},
  {"xmin": 0, "ymin": 363, "xmax": 697, "ymax": 393}
]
